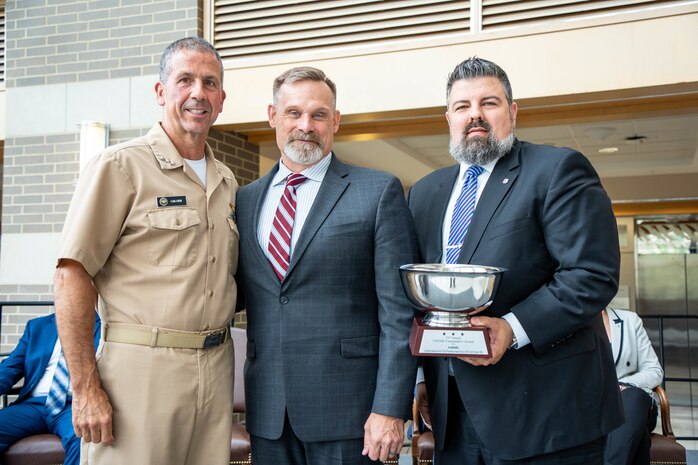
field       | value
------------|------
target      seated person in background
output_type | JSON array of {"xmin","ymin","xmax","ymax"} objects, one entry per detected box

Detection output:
[
  {"xmin": 0, "ymin": 312, "xmax": 99, "ymax": 465},
  {"xmin": 603, "ymin": 307, "xmax": 664, "ymax": 465}
]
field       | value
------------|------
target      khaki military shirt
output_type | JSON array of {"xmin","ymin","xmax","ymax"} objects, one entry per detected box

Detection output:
[{"xmin": 58, "ymin": 123, "xmax": 238, "ymax": 331}]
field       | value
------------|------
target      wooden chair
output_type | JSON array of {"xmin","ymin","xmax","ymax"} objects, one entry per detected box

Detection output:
[
  {"xmin": 410, "ymin": 396, "xmax": 433, "ymax": 465},
  {"xmin": 229, "ymin": 326, "xmax": 252, "ymax": 465},
  {"xmin": 0, "ymin": 435, "xmax": 65, "ymax": 465},
  {"xmin": 650, "ymin": 385, "xmax": 686, "ymax": 465},
  {"xmin": 1, "ymin": 333, "xmax": 254, "ymax": 465},
  {"xmin": 409, "ymin": 384, "xmax": 687, "ymax": 465}
]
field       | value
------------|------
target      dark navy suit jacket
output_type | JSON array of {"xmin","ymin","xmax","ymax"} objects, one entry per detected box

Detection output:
[
  {"xmin": 0, "ymin": 313, "xmax": 100, "ymax": 403},
  {"xmin": 408, "ymin": 140, "xmax": 623, "ymax": 459}
]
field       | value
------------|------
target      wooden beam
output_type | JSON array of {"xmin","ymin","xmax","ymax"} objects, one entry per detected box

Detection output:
[
  {"xmin": 613, "ymin": 200, "xmax": 698, "ymax": 217},
  {"xmin": 218, "ymin": 84, "xmax": 698, "ymax": 145}
]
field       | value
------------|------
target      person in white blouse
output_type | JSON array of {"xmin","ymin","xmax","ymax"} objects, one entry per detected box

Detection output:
[{"xmin": 603, "ymin": 307, "xmax": 664, "ymax": 465}]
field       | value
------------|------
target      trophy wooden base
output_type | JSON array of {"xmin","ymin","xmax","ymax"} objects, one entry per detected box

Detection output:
[{"xmin": 409, "ymin": 316, "xmax": 492, "ymax": 357}]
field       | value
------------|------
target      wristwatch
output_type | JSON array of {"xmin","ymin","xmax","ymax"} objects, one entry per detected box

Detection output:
[{"xmin": 508, "ymin": 332, "xmax": 518, "ymax": 350}]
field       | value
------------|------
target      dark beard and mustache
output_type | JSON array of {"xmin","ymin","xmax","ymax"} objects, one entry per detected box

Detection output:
[
  {"xmin": 449, "ymin": 120, "xmax": 515, "ymax": 166},
  {"xmin": 284, "ymin": 131, "xmax": 324, "ymax": 165}
]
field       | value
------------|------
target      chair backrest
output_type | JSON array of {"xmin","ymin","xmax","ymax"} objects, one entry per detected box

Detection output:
[
  {"xmin": 412, "ymin": 390, "xmax": 435, "ymax": 464},
  {"xmin": 650, "ymin": 385, "xmax": 686, "ymax": 465},
  {"xmin": 654, "ymin": 385, "xmax": 675, "ymax": 437},
  {"xmin": 231, "ymin": 327, "xmax": 247, "ymax": 413}
]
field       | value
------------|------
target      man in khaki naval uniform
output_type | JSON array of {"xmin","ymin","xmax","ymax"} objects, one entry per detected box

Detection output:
[{"xmin": 53, "ymin": 37, "xmax": 238, "ymax": 465}]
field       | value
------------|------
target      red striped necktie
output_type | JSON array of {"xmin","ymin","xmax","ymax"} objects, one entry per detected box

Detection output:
[{"xmin": 268, "ymin": 173, "xmax": 308, "ymax": 280}]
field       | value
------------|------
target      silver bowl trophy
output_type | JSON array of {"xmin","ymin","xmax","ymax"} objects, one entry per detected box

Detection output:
[{"xmin": 399, "ymin": 264, "xmax": 506, "ymax": 357}]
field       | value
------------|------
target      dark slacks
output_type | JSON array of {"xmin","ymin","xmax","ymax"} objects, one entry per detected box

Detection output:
[
  {"xmin": 604, "ymin": 386, "xmax": 657, "ymax": 465},
  {"xmin": 435, "ymin": 377, "xmax": 605, "ymax": 465},
  {"xmin": 0, "ymin": 397, "xmax": 79, "ymax": 465},
  {"xmin": 251, "ymin": 411, "xmax": 380, "ymax": 465}
]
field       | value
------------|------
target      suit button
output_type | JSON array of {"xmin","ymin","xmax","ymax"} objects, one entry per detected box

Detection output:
[{"xmin": 280, "ymin": 296, "xmax": 289, "ymax": 304}]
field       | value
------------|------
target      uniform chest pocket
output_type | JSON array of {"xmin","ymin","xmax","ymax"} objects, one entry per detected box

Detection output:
[{"xmin": 147, "ymin": 208, "xmax": 201, "ymax": 267}]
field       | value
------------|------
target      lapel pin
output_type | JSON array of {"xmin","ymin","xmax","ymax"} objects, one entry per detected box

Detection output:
[{"xmin": 502, "ymin": 178, "xmax": 509, "ymax": 184}]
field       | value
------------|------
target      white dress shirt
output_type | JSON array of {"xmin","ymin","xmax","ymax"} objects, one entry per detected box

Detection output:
[
  {"xmin": 31, "ymin": 339, "xmax": 72, "ymax": 398},
  {"xmin": 440, "ymin": 160, "xmax": 530, "ymax": 350},
  {"xmin": 257, "ymin": 153, "xmax": 332, "ymax": 260}
]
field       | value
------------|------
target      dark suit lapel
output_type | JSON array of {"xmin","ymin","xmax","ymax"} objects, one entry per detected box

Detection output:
[
  {"xmin": 285, "ymin": 154, "xmax": 349, "ymax": 280},
  {"xmin": 425, "ymin": 166, "xmax": 460, "ymax": 263},
  {"xmin": 459, "ymin": 141, "xmax": 521, "ymax": 263},
  {"xmin": 251, "ymin": 163, "xmax": 282, "ymax": 281}
]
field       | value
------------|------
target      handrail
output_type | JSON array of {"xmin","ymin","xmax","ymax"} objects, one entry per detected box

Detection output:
[
  {"xmin": 0, "ymin": 301, "xmax": 54, "ymax": 350},
  {"xmin": 639, "ymin": 314, "xmax": 698, "ymax": 441}
]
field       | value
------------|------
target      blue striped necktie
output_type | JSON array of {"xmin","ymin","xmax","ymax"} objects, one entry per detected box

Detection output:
[
  {"xmin": 45, "ymin": 349, "xmax": 70, "ymax": 416},
  {"xmin": 446, "ymin": 165, "xmax": 484, "ymax": 264}
]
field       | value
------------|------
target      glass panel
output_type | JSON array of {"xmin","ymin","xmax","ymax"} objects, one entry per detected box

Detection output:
[{"xmin": 637, "ymin": 255, "xmax": 686, "ymax": 316}]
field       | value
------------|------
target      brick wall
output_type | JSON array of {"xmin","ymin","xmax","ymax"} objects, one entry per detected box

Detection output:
[
  {"xmin": 2, "ymin": 134, "xmax": 80, "ymax": 234},
  {"xmin": 208, "ymin": 129, "xmax": 260, "ymax": 187},
  {"xmin": 1, "ymin": 0, "xmax": 260, "ymax": 347},
  {"xmin": 4, "ymin": 0, "xmax": 200, "ymax": 87},
  {"xmin": 0, "ymin": 288, "xmax": 54, "ymax": 351}
]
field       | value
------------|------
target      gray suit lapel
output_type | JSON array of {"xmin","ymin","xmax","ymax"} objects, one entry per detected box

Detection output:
[
  {"xmin": 425, "ymin": 166, "xmax": 460, "ymax": 263},
  {"xmin": 285, "ymin": 155, "xmax": 349, "ymax": 280},
  {"xmin": 459, "ymin": 141, "xmax": 521, "ymax": 264}
]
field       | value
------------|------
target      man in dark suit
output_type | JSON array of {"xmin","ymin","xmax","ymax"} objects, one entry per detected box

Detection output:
[
  {"xmin": 0, "ymin": 313, "xmax": 100, "ymax": 465},
  {"xmin": 235, "ymin": 66, "xmax": 419, "ymax": 465},
  {"xmin": 408, "ymin": 57, "xmax": 623, "ymax": 464}
]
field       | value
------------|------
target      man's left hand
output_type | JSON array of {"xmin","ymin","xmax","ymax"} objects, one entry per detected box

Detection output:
[
  {"xmin": 456, "ymin": 316, "xmax": 513, "ymax": 366},
  {"xmin": 362, "ymin": 412, "xmax": 404, "ymax": 462}
]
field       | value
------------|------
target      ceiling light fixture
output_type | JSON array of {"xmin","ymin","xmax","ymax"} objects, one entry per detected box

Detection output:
[{"xmin": 598, "ymin": 147, "xmax": 619, "ymax": 154}]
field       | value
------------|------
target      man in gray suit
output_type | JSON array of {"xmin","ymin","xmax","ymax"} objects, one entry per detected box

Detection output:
[{"xmin": 235, "ymin": 67, "xmax": 419, "ymax": 465}]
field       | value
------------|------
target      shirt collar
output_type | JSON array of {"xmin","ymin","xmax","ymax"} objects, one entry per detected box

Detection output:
[
  {"xmin": 273, "ymin": 152, "xmax": 333, "ymax": 186},
  {"xmin": 457, "ymin": 157, "xmax": 499, "ymax": 182}
]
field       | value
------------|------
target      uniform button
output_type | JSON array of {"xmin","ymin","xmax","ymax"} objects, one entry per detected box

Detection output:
[
  {"xmin": 280, "ymin": 296, "xmax": 289, "ymax": 304},
  {"xmin": 211, "ymin": 223, "xmax": 215, "ymax": 230},
  {"xmin": 175, "ymin": 219, "xmax": 181, "ymax": 226},
  {"xmin": 211, "ymin": 256, "xmax": 216, "ymax": 263},
  {"xmin": 209, "ymin": 290, "xmax": 214, "ymax": 297}
]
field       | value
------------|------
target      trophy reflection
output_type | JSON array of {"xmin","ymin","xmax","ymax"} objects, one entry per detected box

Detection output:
[{"xmin": 399, "ymin": 264, "xmax": 506, "ymax": 357}]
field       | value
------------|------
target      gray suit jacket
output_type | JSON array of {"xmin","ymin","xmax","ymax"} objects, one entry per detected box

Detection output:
[
  {"xmin": 408, "ymin": 140, "xmax": 623, "ymax": 459},
  {"xmin": 236, "ymin": 154, "xmax": 419, "ymax": 441}
]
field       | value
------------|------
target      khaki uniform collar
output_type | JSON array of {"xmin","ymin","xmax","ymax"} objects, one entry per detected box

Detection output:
[
  {"xmin": 147, "ymin": 123, "xmax": 233, "ymax": 192},
  {"xmin": 148, "ymin": 123, "xmax": 186, "ymax": 170},
  {"xmin": 147, "ymin": 123, "xmax": 230, "ymax": 176}
]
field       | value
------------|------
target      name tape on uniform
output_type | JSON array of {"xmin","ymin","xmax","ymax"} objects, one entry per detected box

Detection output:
[{"xmin": 156, "ymin": 196, "xmax": 187, "ymax": 207}]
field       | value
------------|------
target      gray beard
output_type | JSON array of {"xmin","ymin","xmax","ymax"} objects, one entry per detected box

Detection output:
[
  {"xmin": 449, "ymin": 131, "xmax": 515, "ymax": 166},
  {"xmin": 284, "ymin": 140, "xmax": 324, "ymax": 166}
]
